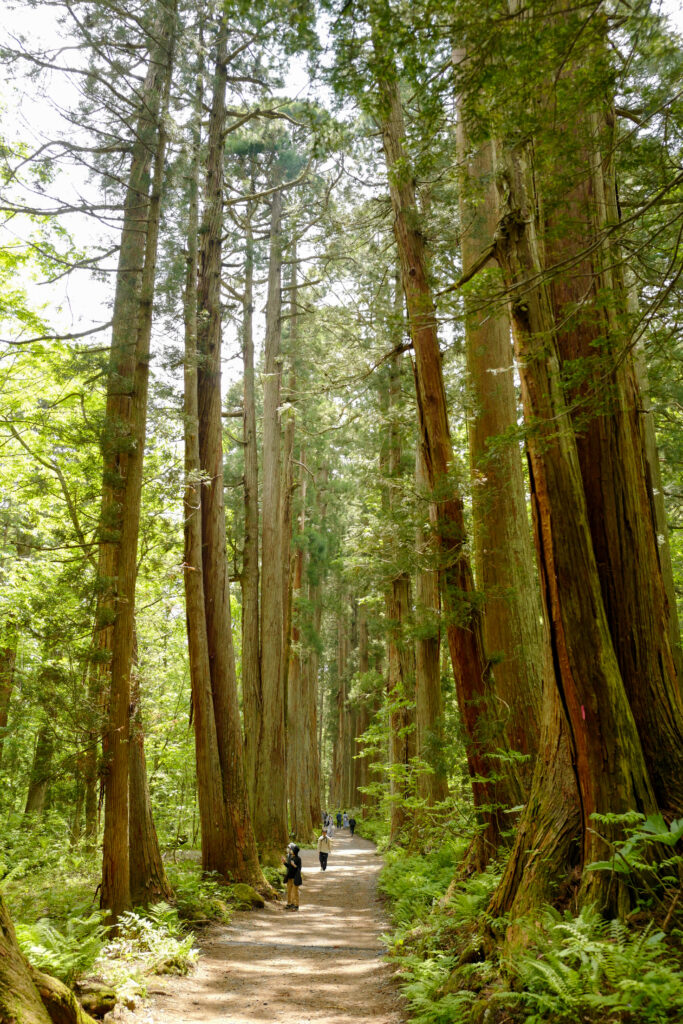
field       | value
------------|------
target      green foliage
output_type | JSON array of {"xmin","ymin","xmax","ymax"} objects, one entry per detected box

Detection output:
[
  {"xmin": 101, "ymin": 903, "xmax": 198, "ymax": 976},
  {"xmin": 501, "ymin": 906, "xmax": 683, "ymax": 1024},
  {"xmin": 262, "ymin": 865, "xmax": 285, "ymax": 893},
  {"xmin": 587, "ymin": 812, "xmax": 683, "ymax": 921},
  {"xmin": 166, "ymin": 862, "xmax": 233, "ymax": 924},
  {"xmin": 15, "ymin": 910, "xmax": 108, "ymax": 985}
]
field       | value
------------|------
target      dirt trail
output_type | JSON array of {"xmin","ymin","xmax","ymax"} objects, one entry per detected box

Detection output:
[{"xmin": 134, "ymin": 830, "xmax": 404, "ymax": 1024}]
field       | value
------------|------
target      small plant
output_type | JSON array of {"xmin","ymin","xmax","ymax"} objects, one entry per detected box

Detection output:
[
  {"xmin": 15, "ymin": 909, "xmax": 109, "ymax": 985},
  {"xmin": 499, "ymin": 905, "xmax": 683, "ymax": 1024},
  {"xmin": 166, "ymin": 862, "xmax": 232, "ymax": 923},
  {"xmin": 100, "ymin": 903, "xmax": 197, "ymax": 976},
  {"xmin": 262, "ymin": 865, "xmax": 284, "ymax": 892}
]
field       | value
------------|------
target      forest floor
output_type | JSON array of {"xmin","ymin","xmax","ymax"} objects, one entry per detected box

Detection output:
[{"xmin": 125, "ymin": 830, "xmax": 404, "ymax": 1024}]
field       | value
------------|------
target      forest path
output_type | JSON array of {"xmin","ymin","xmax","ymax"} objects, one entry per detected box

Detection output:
[{"xmin": 132, "ymin": 830, "xmax": 404, "ymax": 1024}]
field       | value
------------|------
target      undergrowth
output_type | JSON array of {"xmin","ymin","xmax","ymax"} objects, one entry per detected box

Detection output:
[{"xmin": 378, "ymin": 825, "xmax": 683, "ymax": 1024}]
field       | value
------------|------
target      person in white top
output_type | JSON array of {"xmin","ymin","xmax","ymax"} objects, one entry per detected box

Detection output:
[{"xmin": 317, "ymin": 827, "xmax": 333, "ymax": 870}]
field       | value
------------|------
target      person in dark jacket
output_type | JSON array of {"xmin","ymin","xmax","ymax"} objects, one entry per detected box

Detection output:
[
  {"xmin": 336, "ymin": 811, "xmax": 342, "ymax": 828},
  {"xmin": 349, "ymin": 816, "xmax": 357, "ymax": 836},
  {"xmin": 282, "ymin": 842, "xmax": 302, "ymax": 910}
]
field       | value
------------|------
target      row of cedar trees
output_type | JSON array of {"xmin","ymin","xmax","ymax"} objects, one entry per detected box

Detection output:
[
  {"xmin": 330, "ymin": 0, "xmax": 683, "ymax": 924},
  {"xmin": 4, "ymin": 2, "xmax": 683, "ymax": 1021}
]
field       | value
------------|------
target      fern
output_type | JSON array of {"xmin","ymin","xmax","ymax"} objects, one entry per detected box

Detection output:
[
  {"xmin": 16, "ymin": 910, "xmax": 109, "ymax": 985},
  {"xmin": 505, "ymin": 906, "xmax": 683, "ymax": 1023}
]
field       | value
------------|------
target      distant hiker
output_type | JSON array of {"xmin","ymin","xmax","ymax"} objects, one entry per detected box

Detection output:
[
  {"xmin": 336, "ymin": 811, "xmax": 342, "ymax": 828},
  {"xmin": 343, "ymin": 811, "xmax": 349, "ymax": 829},
  {"xmin": 349, "ymin": 816, "xmax": 357, "ymax": 836},
  {"xmin": 327, "ymin": 819, "xmax": 335, "ymax": 837},
  {"xmin": 317, "ymin": 827, "xmax": 333, "ymax": 871},
  {"xmin": 282, "ymin": 842, "xmax": 302, "ymax": 911}
]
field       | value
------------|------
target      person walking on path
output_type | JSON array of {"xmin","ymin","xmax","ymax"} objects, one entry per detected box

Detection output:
[
  {"xmin": 343, "ymin": 811, "xmax": 349, "ymax": 829},
  {"xmin": 282, "ymin": 842, "xmax": 302, "ymax": 911},
  {"xmin": 349, "ymin": 816, "xmax": 356, "ymax": 836},
  {"xmin": 317, "ymin": 827, "xmax": 333, "ymax": 871},
  {"xmin": 336, "ymin": 811, "xmax": 342, "ymax": 829}
]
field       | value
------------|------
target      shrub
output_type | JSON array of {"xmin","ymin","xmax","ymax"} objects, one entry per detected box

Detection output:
[
  {"xmin": 500, "ymin": 906, "xmax": 683, "ymax": 1024},
  {"xmin": 15, "ymin": 909, "xmax": 109, "ymax": 985}
]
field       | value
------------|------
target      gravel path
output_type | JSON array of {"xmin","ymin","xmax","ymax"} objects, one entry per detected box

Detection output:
[{"xmin": 133, "ymin": 830, "xmax": 404, "ymax": 1024}]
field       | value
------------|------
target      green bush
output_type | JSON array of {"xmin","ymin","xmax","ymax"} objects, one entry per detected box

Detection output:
[
  {"xmin": 102, "ymin": 903, "xmax": 197, "ymax": 976},
  {"xmin": 15, "ymin": 909, "xmax": 109, "ymax": 985},
  {"xmin": 500, "ymin": 906, "xmax": 683, "ymax": 1024},
  {"xmin": 166, "ymin": 862, "xmax": 232, "ymax": 923}
]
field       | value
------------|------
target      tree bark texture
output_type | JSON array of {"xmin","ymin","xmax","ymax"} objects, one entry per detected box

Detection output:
[
  {"xmin": 494, "ymin": 138, "xmax": 657, "ymax": 912},
  {"xmin": 0, "ymin": 639, "xmax": 16, "ymax": 770},
  {"xmin": 456, "ymin": 105, "xmax": 544, "ymax": 794},
  {"xmin": 0, "ymin": 891, "xmax": 53, "ymax": 1024},
  {"xmin": 24, "ymin": 723, "xmax": 53, "ymax": 815},
  {"xmin": 287, "ymin": 469, "xmax": 314, "ymax": 842},
  {"xmin": 373, "ymin": 50, "xmax": 517, "ymax": 865},
  {"xmin": 241, "ymin": 200, "xmax": 260, "ymax": 813},
  {"xmin": 414, "ymin": 447, "xmax": 448, "ymax": 805},
  {"xmin": 253, "ymin": 189, "xmax": 288, "ymax": 863},
  {"xmin": 196, "ymin": 17, "xmax": 263, "ymax": 887},
  {"xmin": 100, "ymin": 1, "xmax": 175, "ymax": 920},
  {"xmin": 541, "ymin": 106, "xmax": 683, "ymax": 817},
  {"xmin": 128, "ymin": 647, "xmax": 172, "ymax": 906}
]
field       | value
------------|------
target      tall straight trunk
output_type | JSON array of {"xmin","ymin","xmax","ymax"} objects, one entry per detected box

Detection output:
[
  {"xmin": 414, "ymin": 447, "xmax": 448, "ymax": 805},
  {"xmin": 306, "ymin": 466, "xmax": 327, "ymax": 826},
  {"xmin": 100, "ymin": 1, "xmax": 175, "ymax": 920},
  {"xmin": 241, "ymin": 199, "xmax": 260, "ymax": 811},
  {"xmin": 253, "ymin": 189, "xmax": 288, "ymax": 863},
  {"xmin": 455, "ymin": 99, "xmax": 543, "ymax": 792},
  {"xmin": 633, "ymin": 340, "xmax": 683, "ymax": 681},
  {"xmin": 372, "ymin": 50, "xmax": 517, "ymax": 865},
  {"xmin": 493, "ymin": 138, "xmax": 656, "ymax": 914},
  {"xmin": 353, "ymin": 606, "xmax": 369, "ymax": 804},
  {"xmin": 287, "ymin": 468, "xmax": 313, "ymax": 841},
  {"xmin": 386, "ymin": 573, "xmax": 415, "ymax": 843},
  {"xmin": 129, "ymin": 647, "xmax": 172, "ymax": 906},
  {"xmin": 24, "ymin": 724, "xmax": 53, "ymax": 815},
  {"xmin": 330, "ymin": 613, "xmax": 348, "ymax": 808},
  {"xmin": 543, "ymin": 106, "xmax": 683, "ymax": 817},
  {"xmin": 0, "ymin": 637, "xmax": 16, "ymax": 769},
  {"xmin": 384, "ymin": 348, "xmax": 416, "ymax": 840},
  {"xmin": 182, "ymin": 58, "xmax": 231, "ymax": 878},
  {"xmin": 196, "ymin": 17, "xmax": 262, "ymax": 887},
  {"xmin": 280, "ymin": 251, "xmax": 298, "ymax": 704}
]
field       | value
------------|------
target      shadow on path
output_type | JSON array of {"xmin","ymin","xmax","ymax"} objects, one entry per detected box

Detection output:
[{"xmin": 135, "ymin": 830, "xmax": 404, "ymax": 1024}]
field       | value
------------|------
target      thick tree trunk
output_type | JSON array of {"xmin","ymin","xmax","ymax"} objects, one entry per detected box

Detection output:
[
  {"xmin": 241, "ymin": 200, "xmax": 260, "ymax": 812},
  {"xmin": 0, "ymin": 639, "xmax": 16, "ymax": 770},
  {"xmin": 182, "ymin": 50, "xmax": 232, "ymax": 880},
  {"xmin": 100, "ymin": 1, "xmax": 175, "ymax": 920},
  {"xmin": 493, "ymin": 139, "xmax": 657, "ymax": 913},
  {"xmin": 456, "ymin": 105, "xmax": 543, "ymax": 793},
  {"xmin": 543, "ymin": 109, "xmax": 683, "ymax": 818},
  {"xmin": 386, "ymin": 573, "xmax": 415, "ymax": 844},
  {"xmin": 253, "ymin": 189, "xmax": 288, "ymax": 863},
  {"xmin": 373, "ymin": 51, "xmax": 517, "ymax": 865},
  {"xmin": 414, "ymin": 447, "xmax": 448, "ymax": 805},
  {"xmin": 0, "ymin": 892, "xmax": 53, "ymax": 1024},
  {"xmin": 128, "ymin": 646, "xmax": 172, "ymax": 906},
  {"xmin": 24, "ymin": 724, "xmax": 53, "ymax": 815},
  {"xmin": 633, "ymin": 340, "xmax": 683, "ymax": 681},
  {"xmin": 287, "ymin": 470, "xmax": 314, "ymax": 842},
  {"xmin": 305, "ymin": 467, "xmax": 327, "ymax": 827},
  {"xmin": 196, "ymin": 17, "xmax": 263, "ymax": 887}
]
